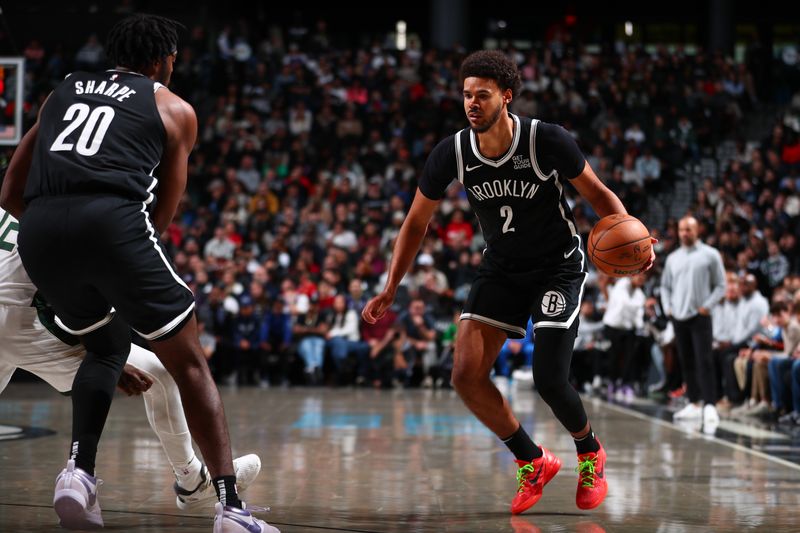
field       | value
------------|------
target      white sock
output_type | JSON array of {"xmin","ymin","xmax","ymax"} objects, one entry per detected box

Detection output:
[{"xmin": 174, "ymin": 455, "xmax": 204, "ymax": 490}]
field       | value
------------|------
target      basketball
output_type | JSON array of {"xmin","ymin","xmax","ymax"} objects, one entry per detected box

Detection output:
[{"xmin": 587, "ymin": 214, "xmax": 652, "ymax": 277}]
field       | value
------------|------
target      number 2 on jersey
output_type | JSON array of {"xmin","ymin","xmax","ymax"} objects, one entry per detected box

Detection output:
[
  {"xmin": 500, "ymin": 205, "xmax": 515, "ymax": 233},
  {"xmin": 50, "ymin": 103, "xmax": 115, "ymax": 156}
]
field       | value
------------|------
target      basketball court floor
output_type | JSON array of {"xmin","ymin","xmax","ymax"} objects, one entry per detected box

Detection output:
[{"xmin": 1, "ymin": 383, "xmax": 799, "ymax": 532}]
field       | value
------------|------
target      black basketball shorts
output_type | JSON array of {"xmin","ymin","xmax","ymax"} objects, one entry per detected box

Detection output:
[
  {"xmin": 461, "ymin": 249, "xmax": 587, "ymax": 339},
  {"xmin": 18, "ymin": 195, "xmax": 195, "ymax": 341}
]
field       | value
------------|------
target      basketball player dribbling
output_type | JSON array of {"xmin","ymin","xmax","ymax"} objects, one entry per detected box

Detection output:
[
  {"xmin": 0, "ymin": 14, "xmax": 276, "ymax": 532},
  {"xmin": 362, "ymin": 50, "xmax": 656, "ymax": 514}
]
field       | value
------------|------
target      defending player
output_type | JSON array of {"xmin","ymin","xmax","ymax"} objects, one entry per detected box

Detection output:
[
  {"xmin": 0, "ymin": 14, "xmax": 276, "ymax": 532},
  {"xmin": 0, "ymin": 208, "xmax": 260, "ymax": 517}
]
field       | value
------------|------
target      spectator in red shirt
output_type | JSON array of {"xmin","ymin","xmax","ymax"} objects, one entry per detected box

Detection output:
[{"xmin": 444, "ymin": 209, "xmax": 474, "ymax": 248}]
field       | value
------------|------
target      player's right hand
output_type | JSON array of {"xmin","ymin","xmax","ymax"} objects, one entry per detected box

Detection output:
[{"xmin": 362, "ymin": 290, "xmax": 395, "ymax": 324}]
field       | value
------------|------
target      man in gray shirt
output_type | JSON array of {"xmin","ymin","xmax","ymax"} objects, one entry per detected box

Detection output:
[{"xmin": 661, "ymin": 216, "xmax": 726, "ymax": 427}]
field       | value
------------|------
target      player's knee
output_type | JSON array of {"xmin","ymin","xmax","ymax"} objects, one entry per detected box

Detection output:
[
  {"xmin": 162, "ymin": 355, "xmax": 210, "ymax": 388},
  {"xmin": 536, "ymin": 383, "xmax": 560, "ymax": 405},
  {"xmin": 81, "ymin": 317, "xmax": 131, "ymax": 358}
]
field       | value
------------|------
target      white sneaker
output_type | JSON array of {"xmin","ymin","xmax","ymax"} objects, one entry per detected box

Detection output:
[
  {"xmin": 744, "ymin": 401, "xmax": 771, "ymax": 418},
  {"xmin": 673, "ymin": 402, "xmax": 703, "ymax": 420},
  {"xmin": 53, "ymin": 459, "xmax": 103, "ymax": 530},
  {"xmin": 703, "ymin": 404, "xmax": 720, "ymax": 426},
  {"xmin": 647, "ymin": 380, "xmax": 665, "ymax": 394},
  {"xmin": 213, "ymin": 502, "xmax": 280, "ymax": 533},
  {"xmin": 730, "ymin": 399, "xmax": 755, "ymax": 417},
  {"xmin": 175, "ymin": 454, "xmax": 262, "ymax": 510}
]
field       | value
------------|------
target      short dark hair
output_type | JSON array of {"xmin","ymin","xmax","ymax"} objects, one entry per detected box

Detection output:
[
  {"xmin": 459, "ymin": 50, "xmax": 522, "ymax": 98},
  {"xmin": 106, "ymin": 14, "xmax": 183, "ymax": 72},
  {"xmin": 770, "ymin": 301, "xmax": 789, "ymax": 315}
]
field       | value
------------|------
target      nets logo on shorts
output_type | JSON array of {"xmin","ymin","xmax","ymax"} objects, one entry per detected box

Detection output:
[{"xmin": 541, "ymin": 290, "xmax": 567, "ymax": 317}]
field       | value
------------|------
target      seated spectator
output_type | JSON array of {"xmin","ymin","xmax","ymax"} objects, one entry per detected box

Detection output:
[
  {"xmin": 572, "ymin": 301, "xmax": 607, "ymax": 393},
  {"xmin": 731, "ymin": 301, "xmax": 789, "ymax": 418},
  {"xmin": 411, "ymin": 253, "xmax": 449, "ymax": 297},
  {"xmin": 260, "ymin": 299, "xmax": 293, "ymax": 386},
  {"xmin": 602, "ymin": 274, "xmax": 646, "ymax": 401},
  {"xmin": 360, "ymin": 306, "xmax": 401, "ymax": 388},
  {"xmin": 74, "ymin": 33, "xmax": 104, "ymax": 71},
  {"xmin": 204, "ymin": 225, "xmax": 237, "ymax": 262},
  {"xmin": 396, "ymin": 297, "xmax": 437, "ymax": 388},
  {"xmin": 444, "ymin": 209, "xmax": 474, "ymax": 248},
  {"xmin": 732, "ymin": 274, "xmax": 770, "ymax": 348},
  {"xmin": 761, "ymin": 240, "xmax": 791, "ymax": 298},
  {"xmin": 292, "ymin": 296, "xmax": 329, "ymax": 384},
  {"xmin": 231, "ymin": 295, "xmax": 264, "ymax": 386},
  {"xmin": 768, "ymin": 302, "xmax": 800, "ymax": 423},
  {"xmin": 643, "ymin": 296, "xmax": 676, "ymax": 396},
  {"xmin": 325, "ymin": 294, "xmax": 369, "ymax": 384},
  {"xmin": 496, "ymin": 319, "xmax": 535, "ymax": 383},
  {"xmin": 714, "ymin": 272, "xmax": 743, "ymax": 410},
  {"xmin": 635, "ymin": 147, "xmax": 662, "ymax": 193}
]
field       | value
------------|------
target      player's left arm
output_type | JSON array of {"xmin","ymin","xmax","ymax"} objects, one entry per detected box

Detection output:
[
  {"xmin": 570, "ymin": 165, "xmax": 627, "ymax": 218},
  {"xmin": 541, "ymin": 122, "xmax": 656, "ymax": 270},
  {"xmin": 153, "ymin": 89, "xmax": 198, "ymax": 234},
  {"xmin": 537, "ymin": 123, "xmax": 626, "ymax": 217}
]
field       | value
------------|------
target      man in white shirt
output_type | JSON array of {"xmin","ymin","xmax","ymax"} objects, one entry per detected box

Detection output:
[
  {"xmin": 660, "ymin": 216, "xmax": 726, "ymax": 426},
  {"xmin": 602, "ymin": 274, "xmax": 646, "ymax": 400},
  {"xmin": 732, "ymin": 273, "xmax": 770, "ymax": 347},
  {"xmin": 713, "ymin": 272, "xmax": 744, "ymax": 408}
]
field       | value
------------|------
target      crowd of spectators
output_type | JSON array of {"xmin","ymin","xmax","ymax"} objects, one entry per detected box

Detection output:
[{"xmin": 5, "ymin": 18, "xmax": 800, "ymax": 402}]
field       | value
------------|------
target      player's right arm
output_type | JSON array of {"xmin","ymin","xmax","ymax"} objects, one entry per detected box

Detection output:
[
  {"xmin": 152, "ymin": 89, "xmax": 197, "ymax": 234},
  {"xmin": 362, "ymin": 190, "xmax": 440, "ymax": 323},
  {"xmin": 362, "ymin": 136, "xmax": 456, "ymax": 324},
  {"xmin": 0, "ymin": 93, "xmax": 52, "ymax": 218},
  {"xmin": 0, "ymin": 122, "xmax": 38, "ymax": 218}
]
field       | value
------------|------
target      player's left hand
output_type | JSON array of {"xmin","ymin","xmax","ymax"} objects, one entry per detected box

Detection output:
[
  {"xmin": 117, "ymin": 364, "xmax": 154, "ymax": 396},
  {"xmin": 640, "ymin": 237, "xmax": 658, "ymax": 273}
]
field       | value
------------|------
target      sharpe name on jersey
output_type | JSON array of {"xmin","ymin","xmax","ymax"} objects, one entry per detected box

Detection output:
[{"xmin": 73, "ymin": 79, "xmax": 136, "ymax": 103}]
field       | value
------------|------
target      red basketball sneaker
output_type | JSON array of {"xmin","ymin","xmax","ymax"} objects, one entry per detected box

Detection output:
[
  {"xmin": 575, "ymin": 441, "xmax": 608, "ymax": 510},
  {"xmin": 510, "ymin": 447, "xmax": 562, "ymax": 515}
]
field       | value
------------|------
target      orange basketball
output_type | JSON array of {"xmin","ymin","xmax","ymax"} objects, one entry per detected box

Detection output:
[{"xmin": 587, "ymin": 214, "xmax": 651, "ymax": 277}]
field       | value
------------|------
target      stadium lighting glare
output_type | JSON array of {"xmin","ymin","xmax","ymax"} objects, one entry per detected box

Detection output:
[
  {"xmin": 396, "ymin": 20, "xmax": 407, "ymax": 50},
  {"xmin": 625, "ymin": 21, "xmax": 633, "ymax": 37}
]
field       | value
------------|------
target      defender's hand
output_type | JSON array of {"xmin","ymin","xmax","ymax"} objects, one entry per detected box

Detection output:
[
  {"xmin": 117, "ymin": 364, "xmax": 154, "ymax": 396},
  {"xmin": 362, "ymin": 291, "xmax": 395, "ymax": 324}
]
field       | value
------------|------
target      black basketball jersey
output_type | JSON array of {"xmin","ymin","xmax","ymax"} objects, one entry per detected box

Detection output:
[
  {"xmin": 419, "ymin": 114, "xmax": 586, "ymax": 263},
  {"xmin": 25, "ymin": 70, "xmax": 166, "ymax": 204}
]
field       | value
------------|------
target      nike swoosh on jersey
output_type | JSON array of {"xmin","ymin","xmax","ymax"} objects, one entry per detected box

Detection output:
[
  {"xmin": 466, "ymin": 164, "xmax": 483, "ymax": 172},
  {"xmin": 564, "ymin": 246, "xmax": 578, "ymax": 258}
]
